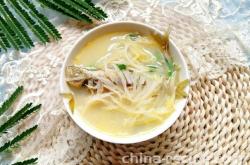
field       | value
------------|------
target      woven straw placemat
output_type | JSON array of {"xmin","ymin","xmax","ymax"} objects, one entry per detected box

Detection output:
[{"xmin": 2, "ymin": 0, "xmax": 249, "ymax": 164}]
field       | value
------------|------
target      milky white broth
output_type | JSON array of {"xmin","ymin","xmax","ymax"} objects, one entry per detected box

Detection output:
[{"xmin": 68, "ymin": 31, "xmax": 176, "ymax": 136}]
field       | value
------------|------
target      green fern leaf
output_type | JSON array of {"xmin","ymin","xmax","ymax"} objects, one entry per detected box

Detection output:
[
  {"xmin": 84, "ymin": 0, "xmax": 108, "ymax": 18},
  {"xmin": 0, "ymin": 15, "xmax": 22, "ymax": 50},
  {"xmin": 65, "ymin": 0, "xmax": 103, "ymax": 20},
  {"xmin": 0, "ymin": 30, "xmax": 11, "ymax": 51},
  {"xmin": 38, "ymin": 0, "xmax": 92, "ymax": 23},
  {"xmin": 18, "ymin": 104, "xmax": 42, "ymax": 121},
  {"xmin": 0, "ymin": 38, "xmax": 8, "ymax": 52},
  {"xmin": 0, "ymin": 103, "xmax": 41, "ymax": 134},
  {"xmin": 7, "ymin": 0, "xmax": 50, "ymax": 44},
  {"xmin": 0, "ymin": 86, "xmax": 40, "ymax": 163},
  {"xmin": 0, "ymin": 1, "xmax": 33, "ymax": 49},
  {"xmin": 63, "ymin": 0, "xmax": 98, "ymax": 20},
  {"xmin": 38, "ymin": 0, "xmax": 79, "ymax": 20},
  {"xmin": 11, "ymin": 158, "xmax": 38, "ymax": 165},
  {"xmin": 0, "ymin": 103, "xmax": 32, "ymax": 134},
  {"xmin": 0, "ymin": 41, "xmax": 6, "ymax": 52},
  {"xmin": 95, "ymin": 6, "xmax": 108, "ymax": 19},
  {"xmin": 19, "ymin": 0, "xmax": 61, "ymax": 40},
  {"xmin": 0, "ymin": 86, "xmax": 23, "ymax": 116},
  {"xmin": 75, "ymin": 0, "xmax": 107, "ymax": 19},
  {"xmin": 0, "ymin": 125, "xmax": 38, "ymax": 152}
]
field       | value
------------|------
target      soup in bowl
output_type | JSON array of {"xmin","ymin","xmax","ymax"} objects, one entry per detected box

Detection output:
[{"xmin": 60, "ymin": 22, "xmax": 189, "ymax": 144}]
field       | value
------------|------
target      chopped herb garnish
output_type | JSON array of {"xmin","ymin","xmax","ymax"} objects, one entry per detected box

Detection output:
[
  {"xmin": 147, "ymin": 64, "xmax": 158, "ymax": 72},
  {"xmin": 147, "ymin": 65, "xmax": 158, "ymax": 69},
  {"xmin": 165, "ymin": 58, "xmax": 174, "ymax": 77},
  {"xmin": 116, "ymin": 64, "xmax": 127, "ymax": 71},
  {"xmin": 154, "ymin": 52, "xmax": 164, "ymax": 61},
  {"xmin": 128, "ymin": 33, "xmax": 140, "ymax": 41}
]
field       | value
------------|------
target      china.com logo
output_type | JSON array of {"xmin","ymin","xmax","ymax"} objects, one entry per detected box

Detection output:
[{"xmin": 121, "ymin": 153, "xmax": 245, "ymax": 164}]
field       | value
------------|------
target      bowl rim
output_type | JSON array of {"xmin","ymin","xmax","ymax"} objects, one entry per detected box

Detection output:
[{"xmin": 60, "ymin": 21, "xmax": 190, "ymax": 144}]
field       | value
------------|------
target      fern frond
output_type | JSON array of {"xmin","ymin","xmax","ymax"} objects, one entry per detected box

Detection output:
[
  {"xmin": 0, "ymin": 15, "xmax": 22, "ymax": 50},
  {"xmin": 11, "ymin": 158, "xmax": 38, "ymax": 165},
  {"xmin": 38, "ymin": 0, "xmax": 78, "ymax": 20},
  {"xmin": 18, "ymin": 104, "xmax": 42, "ymax": 122},
  {"xmin": 0, "ymin": 38, "xmax": 8, "ymax": 52},
  {"xmin": 7, "ymin": 0, "xmax": 50, "ymax": 44},
  {"xmin": 0, "ymin": 86, "xmax": 40, "ymax": 163},
  {"xmin": 85, "ymin": 0, "xmax": 108, "ymax": 18},
  {"xmin": 0, "ymin": 125, "xmax": 38, "ymax": 152},
  {"xmin": 64, "ymin": 0, "xmax": 102, "ymax": 20},
  {"xmin": 38, "ymin": 0, "xmax": 92, "ymax": 23},
  {"xmin": 0, "ymin": 41, "xmax": 6, "ymax": 52},
  {"xmin": 0, "ymin": 86, "xmax": 23, "ymax": 116},
  {"xmin": 74, "ymin": 0, "xmax": 107, "ymax": 19},
  {"xmin": 19, "ymin": 0, "xmax": 61, "ymax": 40},
  {"xmin": 0, "ymin": 103, "xmax": 33, "ymax": 134},
  {"xmin": 95, "ymin": 6, "xmax": 108, "ymax": 19},
  {"xmin": 0, "ymin": 1, "xmax": 33, "ymax": 49},
  {"xmin": 0, "ymin": 30, "xmax": 11, "ymax": 51}
]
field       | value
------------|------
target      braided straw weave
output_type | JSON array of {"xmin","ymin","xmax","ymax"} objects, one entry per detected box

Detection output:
[{"xmin": 1, "ymin": 0, "xmax": 249, "ymax": 164}]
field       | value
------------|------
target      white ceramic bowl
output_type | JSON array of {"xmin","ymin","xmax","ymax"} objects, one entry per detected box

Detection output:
[{"xmin": 60, "ymin": 21, "xmax": 190, "ymax": 144}]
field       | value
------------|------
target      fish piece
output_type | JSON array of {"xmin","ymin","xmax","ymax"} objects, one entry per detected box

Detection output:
[
  {"xmin": 65, "ymin": 65, "xmax": 147, "ymax": 94},
  {"xmin": 66, "ymin": 65, "xmax": 105, "ymax": 88}
]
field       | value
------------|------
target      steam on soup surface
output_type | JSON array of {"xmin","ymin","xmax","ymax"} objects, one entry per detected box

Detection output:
[{"xmin": 65, "ymin": 31, "xmax": 187, "ymax": 136}]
